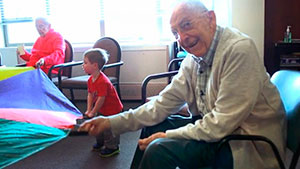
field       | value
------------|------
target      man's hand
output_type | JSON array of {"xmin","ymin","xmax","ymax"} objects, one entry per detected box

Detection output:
[
  {"xmin": 35, "ymin": 58, "xmax": 45, "ymax": 68},
  {"xmin": 78, "ymin": 116, "xmax": 111, "ymax": 136},
  {"xmin": 138, "ymin": 132, "xmax": 166, "ymax": 150}
]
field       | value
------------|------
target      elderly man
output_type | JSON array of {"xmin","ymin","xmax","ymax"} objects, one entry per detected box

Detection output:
[
  {"xmin": 18, "ymin": 17, "xmax": 65, "ymax": 74},
  {"xmin": 79, "ymin": 1, "xmax": 286, "ymax": 169}
]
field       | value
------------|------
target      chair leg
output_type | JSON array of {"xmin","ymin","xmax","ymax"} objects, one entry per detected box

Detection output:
[
  {"xmin": 290, "ymin": 145, "xmax": 300, "ymax": 169},
  {"xmin": 70, "ymin": 89, "xmax": 75, "ymax": 102},
  {"xmin": 116, "ymin": 84, "xmax": 121, "ymax": 100}
]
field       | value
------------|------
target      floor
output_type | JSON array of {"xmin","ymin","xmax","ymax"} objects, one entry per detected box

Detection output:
[
  {"xmin": 5, "ymin": 100, "xmax": 300, "ymax": 169},
  {"xmin": 74, "ymin": 100, "xmax": 142, "ymax": 114},
  {"xmin": 5, "ymin": 100, "xmax": 142, "ymax": 169}
]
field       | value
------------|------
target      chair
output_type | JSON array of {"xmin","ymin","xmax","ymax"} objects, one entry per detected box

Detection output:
[
  {"xmin": 93, "ymin": 37, "xmax": 123, "ymax": 98},
  {"xmin": 143, "ymin": 67, "xmax": 300, "ymax": 168},
  {"xmin": 142, "ymin": 41, "xmax": 187, "ymax": 101},
  {"xmin": 57, "ymin": 37, "xmax": 124, "ymax": 102},
  {"xmin": 141, "ymin": 57, "xmax": 184, "ymax": 104},
  {"xmin": 172, "ymin": 41, "xmax": 187, "ymax": 70},
  {"xmin": 213, "ymin": 70, "xmax": 300, "ymax": 169},
  {"xmin": 141, "ymin": 57, "xmax": 190, "ymax": 118},
  {"xmin": 48, "ymin": 39, "xmax": 74, "ymax": 81}
]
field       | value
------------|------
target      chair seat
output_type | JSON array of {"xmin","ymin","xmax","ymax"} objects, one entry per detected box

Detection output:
[
  {"xmin": 51, "ymin": 76, "xmax": 70, "ymax": 86},
  {"xmin": 56, "ymin": 37, "xmax": 123, "ymax": 101},
  {"xmin": 60, "ymin": 75, "xmax": 118, "ymax": 89},
  {"xmin": 61, "ymin": 75, "xmax": 89, "ymax": 89},
  {"xmin": 108, "ymin": 76, "xmax": 117, "ymax": 85}
]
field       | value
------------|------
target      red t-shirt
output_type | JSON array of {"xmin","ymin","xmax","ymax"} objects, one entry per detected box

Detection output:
[{"xmin": 88, "ymin": 72, "xmax": 123, "ymax": 116}]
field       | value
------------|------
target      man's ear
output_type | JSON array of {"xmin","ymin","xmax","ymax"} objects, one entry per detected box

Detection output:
[{"xmin": 207, "ymin": 10, "xmax": 216, "ymax": 30}]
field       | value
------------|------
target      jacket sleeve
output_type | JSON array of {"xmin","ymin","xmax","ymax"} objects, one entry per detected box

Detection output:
[
  {"xmin": 19, "ymin": 51, "xmax": 31, "ymax": 62},
  {"xmin": 43, "ymin": 36, "xmax": 65, "ymax": 66}
]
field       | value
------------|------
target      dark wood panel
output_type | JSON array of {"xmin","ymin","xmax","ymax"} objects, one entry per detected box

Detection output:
[{"xmin": 264, "ymin": 0, "xmax": 300, "ymax": 75}]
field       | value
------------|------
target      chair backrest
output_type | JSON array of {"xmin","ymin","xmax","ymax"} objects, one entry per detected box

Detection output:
[
  {"xmin": 62, "ymin": 39, "xmax": 74, "ymax": 77},
  {"xmin": 167, "ymin": 57, "xmax": 184, "ymax": 84},
  {"xmin": 93, "ymin": 37, "xmax": 121, "ymax": 78},
  {"xmin": 172, "ymin": 41, "xmax": 187, "ymax": 71},
  {"xmin": 271, "ymin": 70, "xmax": 300, "ymax": 168},
  {"xmin": 173, "ymin": 41, "xmax": 185, "ymax": 58}
]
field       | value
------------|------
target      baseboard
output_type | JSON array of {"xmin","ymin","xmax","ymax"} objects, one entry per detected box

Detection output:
[
  {"xmin": 120, "ymin": 82, "xmax": 167, "ymax": 100},
  {"xmin": 62, "ymin": 89, "xmax": 87, "ymax": 101}
]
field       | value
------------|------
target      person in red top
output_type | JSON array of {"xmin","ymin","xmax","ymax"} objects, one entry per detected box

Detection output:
[
  {"xmin": 17, "ymin": 17, "xmax": 65, "ymax": 74},
  {"xmin": 82, "ymin": 48, "xmax": 123, "ymax": 158}
]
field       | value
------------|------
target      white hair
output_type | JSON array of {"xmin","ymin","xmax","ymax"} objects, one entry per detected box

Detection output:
[{"xmin": 35, "ymin": 16, "xmax": 51, "ymax": 26}]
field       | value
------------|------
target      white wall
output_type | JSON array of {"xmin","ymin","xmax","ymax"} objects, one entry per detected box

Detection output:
[
  {"xmin": 232, "ymin": 0, "xmax": 265, "ymax": 61},
  {"xmin": 0, "ymin": 47, "xmax": 19, "ymax": 66},
  {"xmin": 119, "ymin": 45, "xmax": 170, "ymax": 100}
]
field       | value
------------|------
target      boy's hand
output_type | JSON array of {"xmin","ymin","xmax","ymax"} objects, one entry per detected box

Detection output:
[
  {"xmin": 85, "ymin": 111, "xmax": 96, "ymax": 118},
  {"xmin": 78, "ymin": 117, "xmax": 111, "ymax": 136}
]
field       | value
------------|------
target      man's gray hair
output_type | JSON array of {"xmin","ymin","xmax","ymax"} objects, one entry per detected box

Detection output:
[{"xmin": 174, "ymin": 0, "xmax": 208, "ymax": 14}]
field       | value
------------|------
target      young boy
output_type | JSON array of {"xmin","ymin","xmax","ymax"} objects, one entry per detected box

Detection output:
[{"xmin": 82, "ymin": 48, "xmax": 123, "ymax": 157}]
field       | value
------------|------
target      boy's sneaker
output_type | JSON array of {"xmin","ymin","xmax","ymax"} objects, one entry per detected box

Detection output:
[
  {"xmin": 92, "ymin": 143, "xmax": 103, "ymax": 152},
  {"xmin": 99, "ymin": 146, "xmax": 120, "ymax": 158}
]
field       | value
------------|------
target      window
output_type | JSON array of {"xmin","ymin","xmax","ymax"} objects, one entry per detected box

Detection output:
[{"xmin": 0, "ymin": 0, "xmax": 231, "ymax": 47}]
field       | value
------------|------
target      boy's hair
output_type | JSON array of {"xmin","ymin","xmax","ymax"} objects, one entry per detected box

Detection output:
[{"xmin": 84, "ymin": 48, "xmax": 109, "ymax": 70}]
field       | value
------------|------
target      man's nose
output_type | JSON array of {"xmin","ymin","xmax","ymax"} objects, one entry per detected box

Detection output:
[
  {"xmin": 177, "ymin": 30, "xmax": 188, "ymax": 42},
  {"xmin": 176, "ymin": 33, "xmax": 184, "ymax": 46}
]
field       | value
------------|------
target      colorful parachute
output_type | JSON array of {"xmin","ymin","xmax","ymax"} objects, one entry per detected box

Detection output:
[{"xmin": 0, "ymin": 68, "xmax": 82, "ymax": 168}]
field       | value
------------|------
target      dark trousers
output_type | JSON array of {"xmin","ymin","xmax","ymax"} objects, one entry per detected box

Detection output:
[{"xmin": 130, "ymin": 116, "xmax": 233, "ymax": 169}]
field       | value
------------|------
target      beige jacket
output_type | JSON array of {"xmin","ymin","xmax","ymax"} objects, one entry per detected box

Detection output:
[{"xmin": 110, "ymin": 27, "xmax": 286, "ymax": 169}]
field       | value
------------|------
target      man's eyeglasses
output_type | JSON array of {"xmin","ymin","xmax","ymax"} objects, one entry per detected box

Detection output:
[
  {"xmin": 172, "ymin": 20, "xmax": 193, "ymax": 40},
  {"xmin": 171, "ymin": 11, "xmax": 208, "ymax": 40},
  {"xmin": 36, "ymin": 24, "xmax": 47, "ymax": 30}
]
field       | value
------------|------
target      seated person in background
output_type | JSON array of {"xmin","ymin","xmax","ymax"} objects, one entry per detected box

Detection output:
[
  {"xmin": 17, "ymin": 17, "xmax": 65, "ymax": 74},
  {"xmin": 79, "ymin": 1, "xmax": 286, "ymax": 169},
  {"xmin": 82, "ymin": 48, "xmax": 123, "ymax": 158}
]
